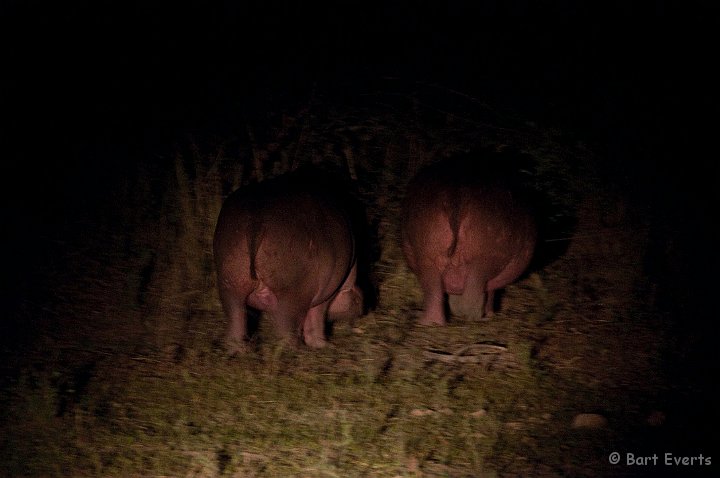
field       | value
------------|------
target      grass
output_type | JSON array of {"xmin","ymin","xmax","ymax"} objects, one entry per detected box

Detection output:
[{"xmin": 1, "ymin": 84, "xmax": 674, "ymax": 477}]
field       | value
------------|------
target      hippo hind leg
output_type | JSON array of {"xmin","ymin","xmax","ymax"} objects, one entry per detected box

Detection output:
[
  {"xmin": 219, "ymin": 285, "xmax": 250, "ymax": 355},
  {"xmin": 485, "ymin": 289, "xmax": 496, "ymax": 317},
  {"xmin": 418, "ymin": 273, "xmax": 447, "ymax": 326},
  {"xmin": 327, "ymin": 286, "xmax": 363, "ymax": 321},
  {"xmin": 327, "ymin": 263, "xmax": 364, "ymax": 321},
  {"xmin": 303, "ymin": 302, "xmax": 330, "ymax": 348}
]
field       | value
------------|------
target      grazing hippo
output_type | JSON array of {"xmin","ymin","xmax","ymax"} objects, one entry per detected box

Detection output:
[
  {"xmin": 401, "ymin": 153, "xmax": 536, "ymax": 325},
  {"xmin": 213, "ymin": 168, "xmax": 363, "ymax": 351}
]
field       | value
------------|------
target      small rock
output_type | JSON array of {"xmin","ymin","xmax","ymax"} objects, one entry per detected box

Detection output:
[
  {"xmin": 646, "ymin": 410, "xmax": 666, "ymax": 427},
  {"xmin": 571, "ymin": 413, "xmax": 608, "ymax": 429},
  {"xmin": 410, "ymin": 408, "xmax": 434, "ymax": 417},
  {"xmin": 506, "ymin": 421, "xmax": 524, "ymax": 430}
]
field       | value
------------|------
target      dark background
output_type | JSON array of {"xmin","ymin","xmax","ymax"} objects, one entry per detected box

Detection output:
[
  {"xmin": 2, "ymin": 1, "xmax": 716, "ymax": 202},
  {"xmin": 1, "ymin": 0, "xmax": 717, "ymax": 402}
]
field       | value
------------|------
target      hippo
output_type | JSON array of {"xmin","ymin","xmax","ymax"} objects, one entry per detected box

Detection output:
[
  {"xmin": 213, "ymin": 168, "xmax": 363, "ymax": 351},
  {"xmin": 401, "ymin": 153, "xmax": 536, "ymax": 325}
]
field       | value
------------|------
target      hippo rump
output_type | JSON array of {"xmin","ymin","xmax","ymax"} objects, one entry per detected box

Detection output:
[
  {"xmin": 213, "ymin": 168, "xmax": 363, "ymax": 351},
  {"xmin": 401, "ymin": 153, "xmax": 537, "ymax": 325}
]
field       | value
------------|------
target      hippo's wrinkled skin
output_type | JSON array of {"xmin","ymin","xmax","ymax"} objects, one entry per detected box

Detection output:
[
  {"xmin": 213, "ymin": 170, "xmax": 363, "ymax": 351},
  {"xmin": 402, "ymin": 155, "xmax": 536, "ymax": 325}
]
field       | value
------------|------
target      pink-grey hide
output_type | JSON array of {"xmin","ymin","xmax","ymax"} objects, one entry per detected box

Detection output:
[
  {"xmin": 402, "ymin": 155, "xmax": 536, "ymax": 325},
  {"xmin": 214, "ymin": 171, "xmax": 363, "ymax": 351}
]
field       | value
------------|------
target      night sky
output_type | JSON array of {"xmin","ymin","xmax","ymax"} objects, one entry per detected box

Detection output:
[
  {"xmin": 2, "ymin": 3, "xmax": 714, "ymax": 198},
  {"xmin": 2, "ymin": 0, "xmax": 717, "ymax": 392}
]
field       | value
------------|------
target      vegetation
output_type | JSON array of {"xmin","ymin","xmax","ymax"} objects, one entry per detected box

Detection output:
[{"xmin": 2, "ymin": 85, "xmax": 674, "ymax": 477}]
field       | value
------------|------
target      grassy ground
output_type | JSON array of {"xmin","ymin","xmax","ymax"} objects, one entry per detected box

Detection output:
[{"xmin": 1, "ymin": 84, "xmax": 689, "ymax": 477}]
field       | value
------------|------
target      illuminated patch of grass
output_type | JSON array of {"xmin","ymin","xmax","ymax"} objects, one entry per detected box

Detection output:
[{"xmin": 1, "ymin": 88, "xmax": 667, "ymax": 477}]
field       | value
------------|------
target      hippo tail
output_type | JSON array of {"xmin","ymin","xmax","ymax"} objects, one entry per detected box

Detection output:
[
  {"xmin": 445, "ymin": 189, "xmax": 463, "ymax": 258},
  {"xmin": 247, "ymin": 199, "xmax": 264, "ymax": 281}
]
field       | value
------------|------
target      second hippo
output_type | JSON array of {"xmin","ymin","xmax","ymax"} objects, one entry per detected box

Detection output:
[
  {"xmin": 402, "ymin": 153, "xmax": 537, "ymax": 325},
  {"xmin": 213, "ymin": 168, "xmax": 364, "ymax": 351}
]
